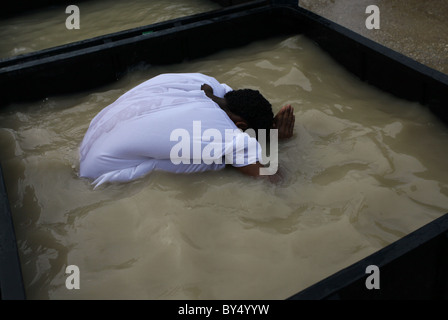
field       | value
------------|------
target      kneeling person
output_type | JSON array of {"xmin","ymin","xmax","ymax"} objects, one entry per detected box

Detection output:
[{"xmin": 79, "ymin": 73, "xmax": 294, "ymax": 187}]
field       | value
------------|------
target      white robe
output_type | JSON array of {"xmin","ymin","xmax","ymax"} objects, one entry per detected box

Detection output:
[{"xmin": 79, "ymin": 73, "xmax": 262, "ymax": 187}]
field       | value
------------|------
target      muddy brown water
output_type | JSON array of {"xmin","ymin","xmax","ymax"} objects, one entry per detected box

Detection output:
[
  {"xmin": 300, "ymin": 0, "xmax": 448, "ymax": 74},
  {"xmin": 1, "ymin": 0, "xmax": 448, "ymax": 300}
]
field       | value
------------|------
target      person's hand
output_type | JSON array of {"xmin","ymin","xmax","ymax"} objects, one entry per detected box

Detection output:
[
  {"xmin": 272, "ymin": 104, "xmax": 295, "ymax": 139},
  {"xmin": 201, "ymin": 84, "xmax": 213, "ymax": 97}
]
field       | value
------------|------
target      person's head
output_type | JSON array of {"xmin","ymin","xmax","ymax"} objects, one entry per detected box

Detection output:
[{"xmin": 224, "ymin": 89, "xmax": 273, "ymax": 137}]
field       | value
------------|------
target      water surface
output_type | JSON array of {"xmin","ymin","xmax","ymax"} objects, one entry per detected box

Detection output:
[
  {"xmin": 0, "ymin": 0, "xmax": 220, "ymax": 58},
  {"xmin": 1, "ymin": 34, "xmax": 448, "ymax": 299}
]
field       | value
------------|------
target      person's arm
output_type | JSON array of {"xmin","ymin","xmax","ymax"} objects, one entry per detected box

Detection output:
[
  {"xmin": 234, "ymin": 162, "xmax": 283, "ymax": 184},
  {"xmin": 234, "ymin": 162, "xmax": 264, "ymax": 177},
  {"xmin": 201, "ymin": 84, "xmax": 230, "ymax": 112}
]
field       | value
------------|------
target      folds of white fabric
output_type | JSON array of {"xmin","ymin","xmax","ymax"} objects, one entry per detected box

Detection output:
[{"xmin": 79, "ymin": 73, "xmax": 261, "ymax": 188}]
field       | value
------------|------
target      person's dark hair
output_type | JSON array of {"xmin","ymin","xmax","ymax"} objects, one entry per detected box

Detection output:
[{"xmin": 224, "ymin": 89, "xmax": 273, "ymax": 138}]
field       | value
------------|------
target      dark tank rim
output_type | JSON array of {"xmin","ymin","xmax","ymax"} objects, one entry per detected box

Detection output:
[{"xmin": 1, "ymin": 0, "xmax": 448, "ymax": 300}]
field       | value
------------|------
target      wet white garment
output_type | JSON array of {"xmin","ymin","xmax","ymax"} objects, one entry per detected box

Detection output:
[{"xmin": 79, "ymin": 73, "xmax": 261, "ymax": 187}]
